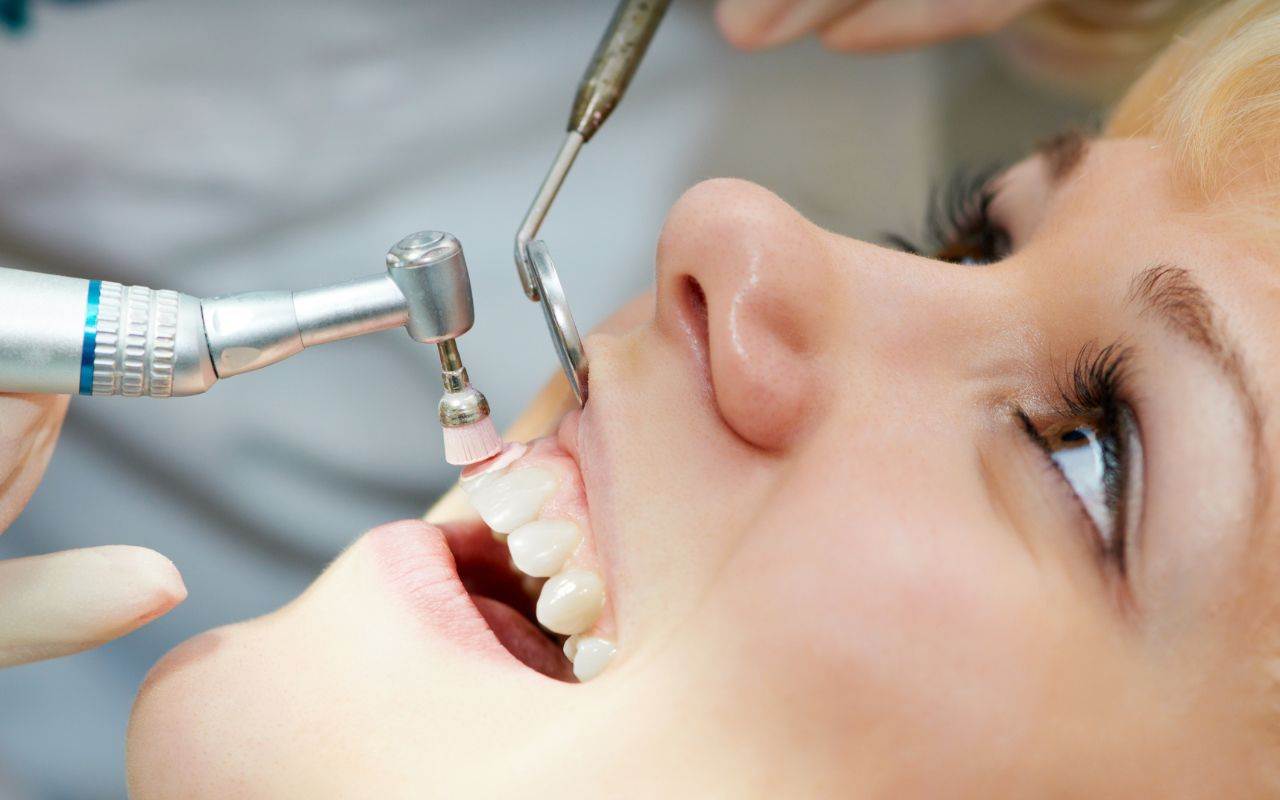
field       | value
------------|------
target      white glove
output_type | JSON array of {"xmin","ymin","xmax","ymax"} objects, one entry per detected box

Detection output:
[
  {"xmin": 716, "ymin": 0, "xmax": 1048, "ymax": 52},
  {"xmin": 0, "ymin": 394, "xmax": 185, "ymax": 668}
]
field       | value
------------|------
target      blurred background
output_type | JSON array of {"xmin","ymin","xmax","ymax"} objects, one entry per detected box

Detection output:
[{"xmin": 0, "ymin": 0, "xmax": 1104, "ymax": 796}]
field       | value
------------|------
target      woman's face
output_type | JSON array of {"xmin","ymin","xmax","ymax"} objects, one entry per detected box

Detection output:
[{"xmin": 128, "ymin": 138, "xmax": 1280, "ymax": 798}]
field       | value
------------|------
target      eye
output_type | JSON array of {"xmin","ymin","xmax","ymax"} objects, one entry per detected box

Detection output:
[
  {"xmin": 886, "ymin": 165, "xmax": 1012, "ymax": 265},
  {"xmin": 1029, "ymin": 403, "xmax": 1142, "ymax": 570},
  {"xmin": 1019, "ymin": 344, "xmax": 1145, "ymax": 573}
]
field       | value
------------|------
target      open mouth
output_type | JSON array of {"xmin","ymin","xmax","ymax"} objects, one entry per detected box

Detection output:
[
  {"xmin": 369, "ymin": 424, "xmax": 616, "ymax": 683},
  {"xmin": 440, "ymin": 515, "xmax": 575, "ymax": 681}
]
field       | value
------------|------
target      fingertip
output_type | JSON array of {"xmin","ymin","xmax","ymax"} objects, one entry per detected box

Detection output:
[
  {"xmin": 819, "ymin": 0, "xmax": 1029, "ymax": 52},
  {"xmin": 715, "ymin": 0, "xmax": 776, "ymax": 51},
  {"xmin": 93, "ymin": 546, "xmax": 187, "ymax": 633},
  {"xmin": 0, "ymin": 546, "xmax": 188, "ymax": 667},
  {"xmin": 819, "ymin": 12, "xmax": 887, "ymax": 52}
]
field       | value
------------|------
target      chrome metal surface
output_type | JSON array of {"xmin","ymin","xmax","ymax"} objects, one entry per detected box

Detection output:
[
  {"xmin": 513, "ymin": 0, "xmax": 666, "ymax": 395},
  {"xmin": 96, "ymin": 283, "xmax": 211, "ymax": 397},
  {"xmin": 0, "ymin": 267, "xmax": 100, "ymax": 394},
  {"xmin": 514, "ymin": 131, "xmax": 584, "ymax": 301},
  {"xmin": 0, "ymin": 229, "xmax": 481, "ymax": 399},
  {"xmin": 387, "ymin": 230, "xmax": 475, "ymax": 343},
  {"xmin": 438, "ymin": 384, "xmax": 491, "ymax": 427},
  {"xmin": 569, "ymin": 0, "xmax": 672, "ymax": 141},
  {"xmin": 528, "ymin": 240, "xmax": 587, "ymax": 406},
  {"xmin": 293, "ymin": 274, "xmax": 407, "ymax": 347},
  {"xmin": 202, "ymin": 290, "xmax": 306, "ymax": 378},
  {"xmin": 0, "ymin": 267, "xmax": 217, "ymax": 397}
]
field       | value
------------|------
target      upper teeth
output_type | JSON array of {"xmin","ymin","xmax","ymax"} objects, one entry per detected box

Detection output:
[
  {"xmin": 467, "ymin": 468, "xmax": 558, "ymax": 533},
  {"xmin": 508, "ymin": 520, "xmax": 581, "ymax": 577},
  {"xmin": 570, "ymin": 637, "xmax": 617, "ymax": 682},
  {"xmin": 459, "ymin": 444, "xmax": 617, "ymax": 682},
  {"xmin": 536, "ymin": 569, "xmax": 605, "ymax": 635}
]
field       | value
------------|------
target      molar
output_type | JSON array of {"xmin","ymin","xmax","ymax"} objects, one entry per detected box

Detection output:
[
  {"xmin": 535, "ymin": 569, "xmax": 605, "ymax": 635},
  {"xmin": 466, "ymin": 468, "xmax": 558, "ymax": 533},
  {"xmin": 507, "ymin": 520, "xmax": 581, "ymax": 578},
  {"xmin": 571, "ymin": 637, "xmax": 617, "ymax": 682}
]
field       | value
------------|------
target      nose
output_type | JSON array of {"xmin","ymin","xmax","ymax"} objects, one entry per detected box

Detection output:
[
  {"xmin": 654, "ymin": 179, "xmax": 852, "ymax": 450},
  {"xmin": 655, "ymin": 178, "xmax": 1002, "ymax": 451}
]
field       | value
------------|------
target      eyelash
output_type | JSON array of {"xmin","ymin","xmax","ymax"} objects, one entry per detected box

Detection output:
[
  {"xmin": 1018, "ymin": 343, "xmax": 1135, "ymax": 572},
  {"xmin": 887, "ymin": 166, "xmax": 1012, "ymax": 265},
  {"xmin": 896, "ymin": 168, "xmax": 1134, "ymax": 575}
]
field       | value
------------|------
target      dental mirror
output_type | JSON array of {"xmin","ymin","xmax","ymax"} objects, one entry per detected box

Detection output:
[{"xmin": 527, "ymin": 240, "xmax": 588, "ymax": 406}]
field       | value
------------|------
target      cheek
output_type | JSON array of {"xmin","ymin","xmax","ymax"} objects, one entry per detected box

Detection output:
[
  {"xmin": 667, "ymin": 460, "xmax": 1081, "ymax": 771},
  {"xmin": 127, "ymin": 553, "xmax": 397, "ymax": 799},
  {"xmin": 126, "ymin": 616, "xmax": 344, "ymax": 800}
]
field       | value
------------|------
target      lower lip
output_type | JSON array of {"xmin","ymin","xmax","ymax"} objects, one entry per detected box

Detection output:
[{"xmin": 361, "ymin": 519, "xmax": 516, "ymax": 665}]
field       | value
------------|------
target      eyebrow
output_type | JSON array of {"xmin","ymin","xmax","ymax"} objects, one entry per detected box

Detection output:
[
  {"xmin": 1126, "ymin": 265, "xmax": 1270, "ymax": 513},
  {"xmin": 1036, "ymin": 131, "xmax": 1089, "ymax": 185}
]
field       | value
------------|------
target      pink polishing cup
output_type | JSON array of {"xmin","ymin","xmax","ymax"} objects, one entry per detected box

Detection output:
[{"xmin": 442, "ymin": 417, "xmax": 503, "ymax": 465}]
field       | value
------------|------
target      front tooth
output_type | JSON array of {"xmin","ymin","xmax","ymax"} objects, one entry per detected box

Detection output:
[
  {"xmin": 467, "ymin": 468, "xmax": 558, "ymax": 533},
  {"xmin": 508, "ymin": 520, "xmax": 581, "ymax": 577},
  {"xmin": 459, "ymin": 442, "xmax": 529, "ymax": 495},
  {"xmin": 536, "ymin": 569, "xmax": 605, "ymax": 635},
  {"xmin": 460, "ymin": 469, "xmax": 502, "ymax": 496},
  {"xmin": 571, "ymin": 637, "xmax": 617, "ymax": 682}
]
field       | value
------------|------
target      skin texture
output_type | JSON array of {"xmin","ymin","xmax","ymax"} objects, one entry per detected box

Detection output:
[{"xmin": 127, "ymin": 138, "xmax": 1280, "ymax": 797}]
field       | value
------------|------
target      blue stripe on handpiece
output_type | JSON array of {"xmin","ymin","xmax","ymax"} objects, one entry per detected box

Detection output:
[{"xmin": 78, "ymin": 280, "xmax": 101, "ymax": 395}]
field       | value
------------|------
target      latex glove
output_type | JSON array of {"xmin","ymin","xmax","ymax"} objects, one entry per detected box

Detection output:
[
  {"xmin": 716, "ymin": 0, "xmax": 1048, "ymax": 52},
  {"xmin": 0, "ymin": 394, "xmax": 185, "ymax": 668}
]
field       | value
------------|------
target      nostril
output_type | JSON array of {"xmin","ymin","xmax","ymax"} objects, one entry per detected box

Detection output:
[
  {"xmin": 678, "ymin": 275, "xmax": 711, "ymax": 371},
  {"xmin": 683, "ymin": 276, "xmax": 707, "ymax": 330}
]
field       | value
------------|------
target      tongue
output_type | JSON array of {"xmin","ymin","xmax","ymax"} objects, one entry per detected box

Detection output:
[{"xmin": 472, "ymin": 596, "xmax": 573, "ymax": 680}]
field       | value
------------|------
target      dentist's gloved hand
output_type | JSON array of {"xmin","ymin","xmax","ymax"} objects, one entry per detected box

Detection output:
[
  {"xmin": 716, "ymin": 0, "xmax": 1046, "ymax": 52},
  {"xmin": 0, "ymin": 394, "xmax": 185, "ymax": 668}
]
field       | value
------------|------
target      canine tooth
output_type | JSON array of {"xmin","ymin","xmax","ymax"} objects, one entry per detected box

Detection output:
[
  {"xmin": 536, "ymin": 569, "xmax": 605, "ymax": 635},
  {"xmin": 572, "ymin": 637, "xmax": 617, "ymax": 682},
  {"xmin": 467, "ymin": 468, "xmax": 558, "ymax": 533},
  {"xmin": 563, "ymin": 634, "xmax": 581, "ymax": 660},
  {"xmin": 508, "ymin": 520, "xmax": 581, "ymax": 578}
]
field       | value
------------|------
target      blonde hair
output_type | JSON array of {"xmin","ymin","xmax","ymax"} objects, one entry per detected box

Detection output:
[{"xmin": 1108, "ymin": 0, "xmax": 1280, "ymax": 204}]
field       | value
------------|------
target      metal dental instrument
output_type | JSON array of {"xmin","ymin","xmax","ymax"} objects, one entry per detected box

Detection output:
[
  {"xmin": 0, "ymin": 230, "xmax": 501, "ymax": 464},
  {"xmin": 514, "ymin": 0, "xmax": 671, "ymax": 407}
]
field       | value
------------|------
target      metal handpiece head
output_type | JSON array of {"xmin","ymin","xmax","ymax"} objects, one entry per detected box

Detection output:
[
  {"xmin": 386, "ymin": 231, "xmax": 475, "ymax": 344},
  {"xmin": 385, "ymin": 232, "xmax": 501, "ymax": 465}
]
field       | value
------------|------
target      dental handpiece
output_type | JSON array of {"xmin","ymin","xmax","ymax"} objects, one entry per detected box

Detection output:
[
  {"xmin": 0, "ymin": 230, "xmax": 501, "ymax": 465},
  {"xmin": 514, "ymin": 0, "xmax": 671, "ymax": 406}
]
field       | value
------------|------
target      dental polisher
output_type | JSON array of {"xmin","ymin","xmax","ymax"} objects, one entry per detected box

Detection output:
[
  {"xmin": 514, "ymin": 0, "xmax": 671, "ymax": 407},
  {"xmin": 0, "ymin": 230, "xmax": 502, "ymax": 465}
]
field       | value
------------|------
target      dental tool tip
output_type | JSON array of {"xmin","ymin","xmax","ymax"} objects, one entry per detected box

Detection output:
[
  {"xmin": 434, "ymin": 339, "xmax": 501, "ymax": 464},
  {"xmin": 442, "ymin": 416, "xmax": 502, "ymax": 466}
]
